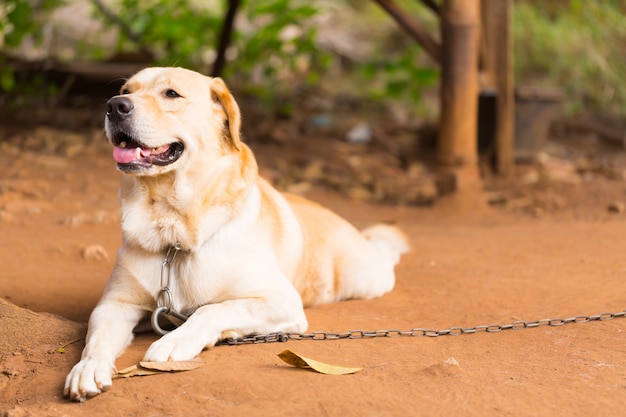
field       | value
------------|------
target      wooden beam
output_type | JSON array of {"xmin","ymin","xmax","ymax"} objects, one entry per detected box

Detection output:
[
  {"xmin": 438, "ymin": 0, "xmax": 480, "ymax": 174},
  {"xmin": 373, "ymin": 0, "xmax": 442, "ymax": 64},
  {"xmin": 481, "ymin": 0, "xmax": 514, "ymax": 175}
]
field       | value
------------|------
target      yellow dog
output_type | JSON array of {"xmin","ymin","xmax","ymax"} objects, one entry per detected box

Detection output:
[{"xmin": 64, "ymin": 67, "xmax": 408, "ymax": 401}]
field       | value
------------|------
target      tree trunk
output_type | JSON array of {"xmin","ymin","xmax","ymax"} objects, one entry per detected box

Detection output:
[
  {"xmin": 211, "ymin": 0, "xmax": 240, "ymax": 77},
  {"xmin": 438, "ymin": 0, "xmax": 481, "ymax": 192}
]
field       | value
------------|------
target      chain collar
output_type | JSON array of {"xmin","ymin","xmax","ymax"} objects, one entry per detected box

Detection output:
[{"xmin": 151, "ymin": 243, "xmax": 189, "ymax": 335}]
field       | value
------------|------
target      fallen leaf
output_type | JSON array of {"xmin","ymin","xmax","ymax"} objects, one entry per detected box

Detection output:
[
  {"xmin": 139, "ymin": 358, "xmax": 205, "ymax": 371},
  {"xmin": 113, "ymin": 358, "xmax": 204, "ymax": 379},
  {"xmin": 113, "ymin": 364, "xmax": 162, "ymax": 379},
  {"xmin": 277, "ymin": 350, "xmax": 362, "ymax": 375}
]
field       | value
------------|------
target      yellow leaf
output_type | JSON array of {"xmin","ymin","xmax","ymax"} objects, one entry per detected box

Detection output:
[
  {"xmin": 113, "ymin": 358, "xmax": 204, "ymax": 379},
  {"xmin": 277, "ymin": 350, "xmax": 362, "ymax": 375}
]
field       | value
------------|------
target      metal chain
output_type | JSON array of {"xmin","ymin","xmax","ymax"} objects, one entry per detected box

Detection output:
[
  {"xmin": 157, "ymin": 242, "xmax": 182, "ymax": 310},
  {"xmin": 219, "ymin": 309, "xmax": 626, "ymax": 345},
  {"xmin": 151, "ymin": 243, "xmax": 188, "ymax": 336}
]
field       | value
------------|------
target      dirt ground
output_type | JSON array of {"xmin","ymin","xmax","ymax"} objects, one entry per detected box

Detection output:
[{"xmin": 1, "ymin": 120, "xmax": 626, "ymax": 416}]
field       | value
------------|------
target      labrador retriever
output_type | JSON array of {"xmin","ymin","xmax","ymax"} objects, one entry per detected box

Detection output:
[{"xmin": 64, "ymin": 67, "xmax": 408, "ymax": 402}]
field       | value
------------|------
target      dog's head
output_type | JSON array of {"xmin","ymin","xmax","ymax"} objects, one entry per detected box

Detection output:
[{"xmin": 105, "ymin": 67, "xmax": 242, "ymax": 175}]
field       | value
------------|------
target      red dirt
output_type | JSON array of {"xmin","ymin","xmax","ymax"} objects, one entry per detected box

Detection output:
[{"xmin": 2, "ymin": 137, "xmax": 626, "ymax": 416}]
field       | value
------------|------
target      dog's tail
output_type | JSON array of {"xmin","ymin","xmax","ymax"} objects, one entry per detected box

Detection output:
[{"xmin": 360, "ymin": 224, "xmax": 410, "ymax": 266}]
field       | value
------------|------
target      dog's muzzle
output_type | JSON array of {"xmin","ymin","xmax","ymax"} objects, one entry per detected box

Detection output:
[{"xmin": 105, "ymin": 96, "xmax": 184, "ymax": 172}]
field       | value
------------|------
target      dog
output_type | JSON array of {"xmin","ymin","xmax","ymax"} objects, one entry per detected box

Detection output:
[{"xmin": 64, "ymin": 67, "xmax": 409, "ymax": 402}]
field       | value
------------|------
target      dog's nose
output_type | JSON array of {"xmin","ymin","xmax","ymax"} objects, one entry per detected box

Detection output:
[{"xmin": 106, "ymin": 96, "xmax": 134, "ymax": 122}]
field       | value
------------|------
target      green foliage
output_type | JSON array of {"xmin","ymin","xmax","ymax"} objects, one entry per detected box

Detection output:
[
  {"xmin": 0, "ymin": 0, "xmax": 439, "ymax": 111},
  {"xmin": 1, "ymin": 0, "xmax": 328, "ymax": 102},
  {"xmin": 93, "ymin": 0, "xmax": 329, "ymax": 101},
  {"xmin": 1, "ymin": 0, "xmax": 58, "ymax": 47},
  {"xmin": 0, "ymin": 0, "xmax": 439, "ymax": 112},
  {"xmin": 514, "ymin": 0, "xmax": 626, "ymax": 116},
  {"xmin": 360, "ymin": 43, "xmax": 438, "ymax": 105},
  {"xmin": 113, "ymin": 0, "xmax": 222, "ymax": 69},
  {"xmin": 226, "ymin": 0, "xmax": 325, "ymax": 95},
  {"xmin": 0, "ymin": 0, "xmax": 64, "ymax": 92},
  {"xmin": 325, "ymin": 1, "xmax": 440, "ymax": 115},
  {"xmin": 4, "ymin": 0, "xmax": 623, "ymax": 120}
]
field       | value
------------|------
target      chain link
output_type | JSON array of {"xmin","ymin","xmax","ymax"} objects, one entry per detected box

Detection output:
[
  {"xmin": 152, "ymin": 243, "xmax": 188, "ymax": 336},
  {"xmin": 157, "ymin": 243, "xmax": 182, "ymax": 310},
  {"xmin": 219, "ymin": 309, "xmax": 626, "ymax": 345}
]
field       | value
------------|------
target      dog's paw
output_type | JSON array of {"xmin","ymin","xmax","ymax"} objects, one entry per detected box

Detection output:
[
  {"xmin": 64, "ymin": 358, "xmax": 114, "ymax": 402},
  {"xmin": 143, "ymin": 329, "xmax": 209, "ymax": 362}
]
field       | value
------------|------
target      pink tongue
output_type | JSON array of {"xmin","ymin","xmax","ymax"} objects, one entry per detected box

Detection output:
[{"xmin": 113, "ymin": 146, "xmax": 144, "ymax": 163}]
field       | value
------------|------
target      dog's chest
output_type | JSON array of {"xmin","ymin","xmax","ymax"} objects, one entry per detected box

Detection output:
[
  {"xmin": 122, "ymin": 197, "xmax": 232, "ymax": 253},
  {"xmin": 121, "ymin": 198, "xmax": 194, "ymax": 251}
]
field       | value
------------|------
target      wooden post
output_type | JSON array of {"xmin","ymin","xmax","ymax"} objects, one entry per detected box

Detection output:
[
  {"xmin": 437, "ymin": 0, "xmax": 485, "ymax": 202},
  {"xmin": 438, "ymin": 0, "xmax": 481, "ymax": 193},
  {"xmin": 481, "ymin": 0, "xmax": 514, "ymax": 175}
]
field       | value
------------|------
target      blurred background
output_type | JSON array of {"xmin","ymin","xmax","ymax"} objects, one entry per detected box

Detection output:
[{"xmin": 1, "ymin": 0, "xmax": 625, "ymax": 209}]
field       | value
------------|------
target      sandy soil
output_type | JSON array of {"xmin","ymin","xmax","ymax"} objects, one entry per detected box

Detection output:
[{"xmin": 1, "ymin": 135, "xmax": 626, "ymax": 416}]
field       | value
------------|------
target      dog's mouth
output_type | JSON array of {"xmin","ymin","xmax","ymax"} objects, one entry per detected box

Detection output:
[{"xmin": 111, "ymin": 132, "xmax": 184, "ymax": 171}]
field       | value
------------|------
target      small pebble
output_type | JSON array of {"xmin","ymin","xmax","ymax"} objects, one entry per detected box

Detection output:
[
  {"xmin": 607, "ymin": 202, "xmax": 625, "ymax": 213},
  {"xmin": 345, "ymin": 122, "xmax": 373, "ymax": 144}
]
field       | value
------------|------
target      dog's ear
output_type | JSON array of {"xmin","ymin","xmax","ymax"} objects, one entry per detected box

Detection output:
[{"xmin": 210, "ymin": 77, "xmax": 242, "ymax": 151}]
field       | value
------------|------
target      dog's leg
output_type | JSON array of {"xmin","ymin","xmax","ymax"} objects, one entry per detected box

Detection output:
[
  {"xmin": 143, "ymin": 286, "xmax": 307, "ymax": 362},
  {"xmin": 64, "ymin": 301, "xmax": 144, "ymax": 402}
]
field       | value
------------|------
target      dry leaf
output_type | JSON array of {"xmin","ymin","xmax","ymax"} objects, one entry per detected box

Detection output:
[
  {"xmin": 113, "ymin": 358, "xmax": 204, "ymax": 379},
  {"xmin": 113, "ymin": 364, "xmax": 162, "ymax": 379},
  {"xmin": 139, "ymin": 358, "xmax": 204, "ymax": 371},
  {"xmin": 277, "ymin": 350, "xmax": 362, "ymax": 375}
]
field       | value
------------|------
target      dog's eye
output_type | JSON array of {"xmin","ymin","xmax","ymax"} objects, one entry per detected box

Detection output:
[
  {"xmin": 165, "ymin": 89, "xmax": 181, "ymax": 98},
  {"xmin": 122, "ymin": 89, "xmax": 130, "ymax": 95}
]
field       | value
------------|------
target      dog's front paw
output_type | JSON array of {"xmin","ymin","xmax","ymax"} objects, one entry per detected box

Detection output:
[
  {"xmin": 143, "ymin": 329, "xmax": 209, "ymax": 362},
  {"xmin": 64, "ymin": 358, "xmax": 114, "ymax": 402}
]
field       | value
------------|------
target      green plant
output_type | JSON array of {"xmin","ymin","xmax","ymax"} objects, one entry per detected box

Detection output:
[
  {"xmin": 514, "ymin": 0, "xmax": 626, "ymax": 116},
  {"xmin": 1, "ymin": 0, "xmax": 64, "ymax": 48},
  {"xmin": 100, "ymin": 0, "xmax": 326, "ymax": 98},
  {"xmin": 111, "ymin": 0, "xmax": 222, "ymax": 69},
  {"xmin": 321, "ymin": 1, "xmax": 440, "ymax": 116},
  {"xmin": 225, "ymin": 0, "xmax": 326, "ymax": 94},
  {"xmin": 361, "ymin": 43, "xmax": 438, "ymax": 105},
  {"xmin": 0, "ymin": 0, "xmax": 64, "ymax": 91}
]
